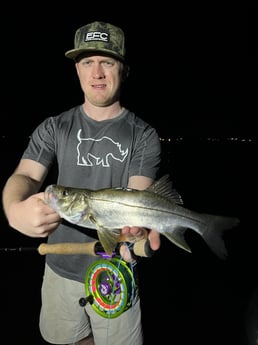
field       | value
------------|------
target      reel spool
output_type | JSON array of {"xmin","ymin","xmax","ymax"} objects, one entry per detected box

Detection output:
[{"xmin": 85, "ymin": 258, "xmax": 136, "ymax": 318}]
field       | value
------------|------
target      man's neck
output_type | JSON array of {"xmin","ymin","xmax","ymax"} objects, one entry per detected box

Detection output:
[{"xmin": 82, "ymin": 102, "xmax": 124, "ymax": 121}]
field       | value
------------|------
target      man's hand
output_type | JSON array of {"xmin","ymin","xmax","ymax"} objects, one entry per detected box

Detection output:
[
  {"xmin": 7, "ymin": 192, "xmax": 61, "ymax": 238},
  {"xmin": 121, "ymin": 226, "xmax": 161, "ymax": 250},
  {"xmin": 120, "ymin": 226, "xmax": 161, "ymax": 262}
]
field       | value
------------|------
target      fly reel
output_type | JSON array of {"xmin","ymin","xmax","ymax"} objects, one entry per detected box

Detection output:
[{"xmin": 84, "ymin": 258, "xmax": 136, "ymax": 318}]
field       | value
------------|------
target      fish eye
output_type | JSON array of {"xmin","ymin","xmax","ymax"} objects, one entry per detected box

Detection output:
[{"xmin": 62, "ymin": 190, "xmax": 69, "ymax": 197}]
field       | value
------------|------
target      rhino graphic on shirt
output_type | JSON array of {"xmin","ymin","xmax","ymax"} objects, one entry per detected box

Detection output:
[{"xmin": 77, "ymin": 129, "xmax": 128, "ymax": 167}]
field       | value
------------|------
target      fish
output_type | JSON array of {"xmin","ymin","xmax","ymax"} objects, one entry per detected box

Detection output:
[{"xmin": 44, "ymin": 175, "xmax": 239, "ymax": 259}]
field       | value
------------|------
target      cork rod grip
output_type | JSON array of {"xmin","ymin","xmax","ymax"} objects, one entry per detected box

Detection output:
[
  {"xmin": 38, "ymin": 242, "xmax": 99, "ymax": 256},
  {"xmin": 133, "ymin": 238, "xmax": 155, "ymax": 257},
  {"xmin": 37, "ymin": 239, "xmax": 154, "ymax": 257}
]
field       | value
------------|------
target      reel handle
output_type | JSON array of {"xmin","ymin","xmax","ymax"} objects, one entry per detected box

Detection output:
[{"xmin": 38, "ymin": 238, "xmax": 154, "ymax": 257}]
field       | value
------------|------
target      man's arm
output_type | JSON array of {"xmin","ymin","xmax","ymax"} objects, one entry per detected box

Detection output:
[
  {"xmin": 2, "ymin": 159, "xmax": 61, "ymax": 238},
  {"xmin": 127, "ymin": 175, "xmax": 154, "ymax": 190}
]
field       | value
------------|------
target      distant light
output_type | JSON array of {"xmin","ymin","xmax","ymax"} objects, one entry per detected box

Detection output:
[{"xmin": 159, "ymin": 137, "xmax": 254, "ymax": 143}]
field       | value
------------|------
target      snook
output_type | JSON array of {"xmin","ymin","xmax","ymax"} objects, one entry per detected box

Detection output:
[{"xmin": 44, "ymin": 175, "xmax": 239, "ymax": 259}]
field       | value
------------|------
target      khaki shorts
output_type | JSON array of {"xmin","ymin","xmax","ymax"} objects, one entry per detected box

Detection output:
[{"xmin": 39, "ymin": 264, "xmax": 143, "ymax": 345}]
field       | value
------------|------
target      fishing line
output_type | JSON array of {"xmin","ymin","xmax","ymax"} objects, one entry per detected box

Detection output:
[
  {"xmin": 108, "ymin": 241, "xmax": 138, "ymax": 344},
  {"xmin": 71, "ymin": 305, "xmax": 89, "ymax": 345},
  {"xmin": 105, "ymin": 241, "xmax": 137, "ymax": 345}
]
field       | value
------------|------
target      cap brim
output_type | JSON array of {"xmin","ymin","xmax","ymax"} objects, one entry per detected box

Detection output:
[{"xmin": 65, "ymin": 48, "xmax": 125, "ymax": 62}]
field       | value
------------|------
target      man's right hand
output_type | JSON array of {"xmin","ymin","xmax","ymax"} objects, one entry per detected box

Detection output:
[{"xmin": 7, "ymin": 192, "xmax": 61, "ymax": 238}]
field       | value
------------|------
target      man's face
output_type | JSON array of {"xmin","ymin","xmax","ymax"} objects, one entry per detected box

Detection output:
[{"xmin": 76, "ymin": 55, "xmax": 123, "ymax": 107}]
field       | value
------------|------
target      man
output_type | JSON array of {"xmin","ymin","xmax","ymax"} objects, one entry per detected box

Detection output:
[{"xmin": 2, "ymin": 21, "xmax": 161, "ymax": 344}]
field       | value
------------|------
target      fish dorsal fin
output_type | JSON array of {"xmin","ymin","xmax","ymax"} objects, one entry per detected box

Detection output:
[{"xmin": 146, "ymin": 174, "xmax": 183, "ymax": 205}]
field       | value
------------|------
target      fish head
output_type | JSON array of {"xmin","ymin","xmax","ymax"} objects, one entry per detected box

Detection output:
[{"xmin": 44, "ymin": 184, "xmax": 90, "ymax": 224}]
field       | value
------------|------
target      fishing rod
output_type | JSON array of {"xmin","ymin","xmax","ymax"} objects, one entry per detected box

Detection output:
[
  {"xmin": 0, "ymin": 238, "xmax": 154, "ymax": 258},
  {"xmin": 1, "ymin": 237, "xmax": 154, "ymax": 319}
]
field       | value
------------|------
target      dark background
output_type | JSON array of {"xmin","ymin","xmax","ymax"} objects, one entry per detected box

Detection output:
[
  {"xmin": 0, "ymin": 2, "xmax": 257, "ymax": 344},
  {"xmin": 0, "ymin": 2, "xmax": 256, "ymax": 137}
]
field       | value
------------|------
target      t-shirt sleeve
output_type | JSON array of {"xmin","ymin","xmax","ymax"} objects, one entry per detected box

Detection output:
[
  {"xmin": 22, "ymin": 117, "xmax": 56, "ymax": 168},
  {"xmin": 129, "ymin": 126, "xmax": 161, "ymax": 179}
]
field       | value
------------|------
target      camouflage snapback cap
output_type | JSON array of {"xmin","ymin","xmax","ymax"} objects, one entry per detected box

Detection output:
[{"xmin": 65, "ymin": 21, "xmax": 125, "ymax": 61}]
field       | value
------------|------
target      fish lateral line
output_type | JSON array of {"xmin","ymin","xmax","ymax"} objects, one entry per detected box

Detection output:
[{"xmin": 87, "ymin": 197, "xmax": 218, "ymax": 227}]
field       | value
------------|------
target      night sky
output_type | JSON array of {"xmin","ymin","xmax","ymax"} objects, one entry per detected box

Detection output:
[{"xmin": 1, "ymin": 3, "xmax": 256, "ymax": 137}]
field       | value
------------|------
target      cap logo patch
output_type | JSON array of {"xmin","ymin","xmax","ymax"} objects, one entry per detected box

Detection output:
[{"xmin": 85, "ymin": 31, "xmax": 109, "ymax": 42}]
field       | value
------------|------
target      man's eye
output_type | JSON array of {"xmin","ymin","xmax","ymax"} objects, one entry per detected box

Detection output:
[{"xmin": 103, "ymin": 61, "xmax": 114, "ymax": 66}]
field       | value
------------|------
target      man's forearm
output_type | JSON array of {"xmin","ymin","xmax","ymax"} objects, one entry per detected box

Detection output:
[{"xmin": 2, "ymin": 174, "xmax": 41, "ymax": 218}]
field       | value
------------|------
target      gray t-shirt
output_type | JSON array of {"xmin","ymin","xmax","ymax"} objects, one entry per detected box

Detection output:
[{"xmin": 22, "ymin": 105, "xmax": 161, "ymax": 282}]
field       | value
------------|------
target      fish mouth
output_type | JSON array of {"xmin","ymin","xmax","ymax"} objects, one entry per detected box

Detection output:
[
  {"xmin": 44, "ymin": 185, "xmax": 57, "ymax": 206},
  {"xmin": 44, "ymin": 184, "xmax": 53, "ymax": 195}
]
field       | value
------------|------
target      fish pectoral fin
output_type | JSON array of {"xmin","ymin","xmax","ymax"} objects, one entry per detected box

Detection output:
[
  {"xmin": 88, "ymin": 214, "xmax": 98, "ymax": 225},
  {"xmin": 97, "ymin": 227, "xmax": 121, "ymax": 256},
  {"xmin": 163, "ymin": 227, "xmax": 192, "ymax": 253}
]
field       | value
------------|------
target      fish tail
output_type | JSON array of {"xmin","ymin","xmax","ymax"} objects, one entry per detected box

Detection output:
[{"xmin": 202, "ymin": 214, "xmax": 240, "ymax": 259}]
